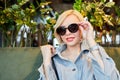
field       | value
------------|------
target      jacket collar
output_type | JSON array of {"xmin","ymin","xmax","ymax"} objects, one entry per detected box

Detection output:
[{"xmin": 54, "ymin": 39, "xmax": 89, "ymax": 55}]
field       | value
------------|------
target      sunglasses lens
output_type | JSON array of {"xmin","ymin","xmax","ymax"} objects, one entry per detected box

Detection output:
[
  {"xmin": 56, "ymin": 27, "xmax": 66, "ymax": 35},
  {"xmin": 68, "ymin": 24, "xmax": 79, "ymax": 33},
  {"xmin": 56, "ymin": 24, "xmax": 79, "ymax": 36}
]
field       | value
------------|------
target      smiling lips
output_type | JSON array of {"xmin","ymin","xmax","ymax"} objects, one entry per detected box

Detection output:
[{"xmin": 66, "ymin": 37, "xmax": 75, "ymax": 42}]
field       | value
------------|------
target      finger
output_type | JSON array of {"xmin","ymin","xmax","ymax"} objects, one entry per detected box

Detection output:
[
  {"xmin": 79, "ymin": 21, "xmax": 93, "ymax": 31},
  {"xmin": 80, "ymin": 22, "xmax": 89, "ymax": 30}
]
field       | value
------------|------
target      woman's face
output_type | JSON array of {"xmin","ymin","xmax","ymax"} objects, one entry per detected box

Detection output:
[{"xmin": 60, "ymin": 14, "xmax": 82, "ymax": 47}]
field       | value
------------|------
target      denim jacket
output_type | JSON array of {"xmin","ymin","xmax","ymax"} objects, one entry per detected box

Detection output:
[{"xmin": 38, "ymin": 40, "xmax": 120, "ymax": 80}]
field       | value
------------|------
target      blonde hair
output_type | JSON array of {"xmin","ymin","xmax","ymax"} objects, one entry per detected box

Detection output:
[{"xmin": 54, "ymin": 9, "xmax": 84, "ymax": 44}]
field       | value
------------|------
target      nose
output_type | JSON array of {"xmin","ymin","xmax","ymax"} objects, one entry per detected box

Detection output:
[{"xmin": 65, "ymin": 29, "xmax": 71, "ymax": 35}]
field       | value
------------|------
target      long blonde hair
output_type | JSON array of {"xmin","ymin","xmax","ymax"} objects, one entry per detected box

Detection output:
[{"xmin": 54, "ymin": 9, "xmax": 84, "ymax": 44}]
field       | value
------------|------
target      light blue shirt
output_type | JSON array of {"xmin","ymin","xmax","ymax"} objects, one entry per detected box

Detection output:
[{"xmin": 38, "ymin": 41, "xmax": 120, "ymax": 80}]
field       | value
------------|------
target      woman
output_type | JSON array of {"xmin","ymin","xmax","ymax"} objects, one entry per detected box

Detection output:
[{"xmin": 38, "ymin": 10, "xmax": 120, "ymax": 80}]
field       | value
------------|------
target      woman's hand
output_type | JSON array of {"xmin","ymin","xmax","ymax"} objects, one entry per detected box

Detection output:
[
  {"xmin": 40, "ymin": 45, "xmax": 55, "ymax": 66},
  {"xmin": 78, "ymin": 21, "xmax": 97, "ymax": 47}
]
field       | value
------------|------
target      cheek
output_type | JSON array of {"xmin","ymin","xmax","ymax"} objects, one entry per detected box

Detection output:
[{"xmin": 76, "ymin": 30, "xmax": 82, "ymax": 40}]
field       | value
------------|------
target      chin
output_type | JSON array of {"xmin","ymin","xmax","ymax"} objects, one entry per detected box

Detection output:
[
  {"xmin": 64, "ymin": 39, "xmax": 81, "ymax": 46},
  {"xmin": 66, "ymin": 42, "xmax": 79, "ymax": 47}
]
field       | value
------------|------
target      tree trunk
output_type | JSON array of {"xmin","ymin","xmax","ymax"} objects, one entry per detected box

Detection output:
[
  {"xmin": 38, "ymin": 31, "xmax": 42, "ymax": 46},
  {"xmin": 112, "ymin": 30, "xmax": 116, "ymax": 45}
]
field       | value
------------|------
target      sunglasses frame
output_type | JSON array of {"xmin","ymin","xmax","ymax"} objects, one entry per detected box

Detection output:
[{"xmin": 56, "ymin": 23, "xmax": 79, "ymax": 36}]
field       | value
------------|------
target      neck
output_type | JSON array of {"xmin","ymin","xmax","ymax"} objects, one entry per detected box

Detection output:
[
  {"xmin": 66, "ymin": 44, "xmax": 81, "ymax": 54},
  {"xmin": 61, "ymin": 44, "xmax": 81, "ymax": 62}
]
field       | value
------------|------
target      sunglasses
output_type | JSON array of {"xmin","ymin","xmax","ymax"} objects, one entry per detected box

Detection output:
[{"xmin": 56, "ymin": 23, "xmax": 79, "ymax": 36}]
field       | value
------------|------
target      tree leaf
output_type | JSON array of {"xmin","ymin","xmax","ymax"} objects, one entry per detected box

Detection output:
[
  {"xmin": 105, "ymin": 2, "xmax": 115, "ymax": 7},
  {"xmin": 12, "ymin": 4, "xmax": 19, "ymax": 10},
  {"xmin": 101, "ymin": 0, "xmax": 106, "ymax": 3}
]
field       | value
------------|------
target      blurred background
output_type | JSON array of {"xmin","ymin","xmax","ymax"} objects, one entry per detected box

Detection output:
[
  {"xmin": 0, "ymin": 0, "xmax": 120, "ymax": 47},
  {"xmin": 0, "ymin": 1, "xmax": 120, "ymax": 80}
]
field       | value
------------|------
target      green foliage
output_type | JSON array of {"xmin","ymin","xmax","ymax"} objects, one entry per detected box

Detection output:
[
  {"xmin": 73, "ymin": 0, "xmax": 120, "ymax": 45},
  {"xmin": 74, "ymin": 0, "xmax": 82, "ymax": 11},
  {"xmin": 1, "ymin": 1, "xmax": 37, "ymax": 28},
  {"xmin": 0, "ymin": 0, "xmax": 56, "ymax": 47},
  {"xmin": 114, "ymin": 6, "xmax": 120, "ymax": 17},
  {"xmin": 105, "ymin": 2, "xmax": 115, "ymax": 7},
  {"xmin": 73, "ymin": 0, "xmax": 115, "ymax": 29},
  {"xmin": 44, "ymin": 11, "xmax": 58, "ymax": 39}
]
